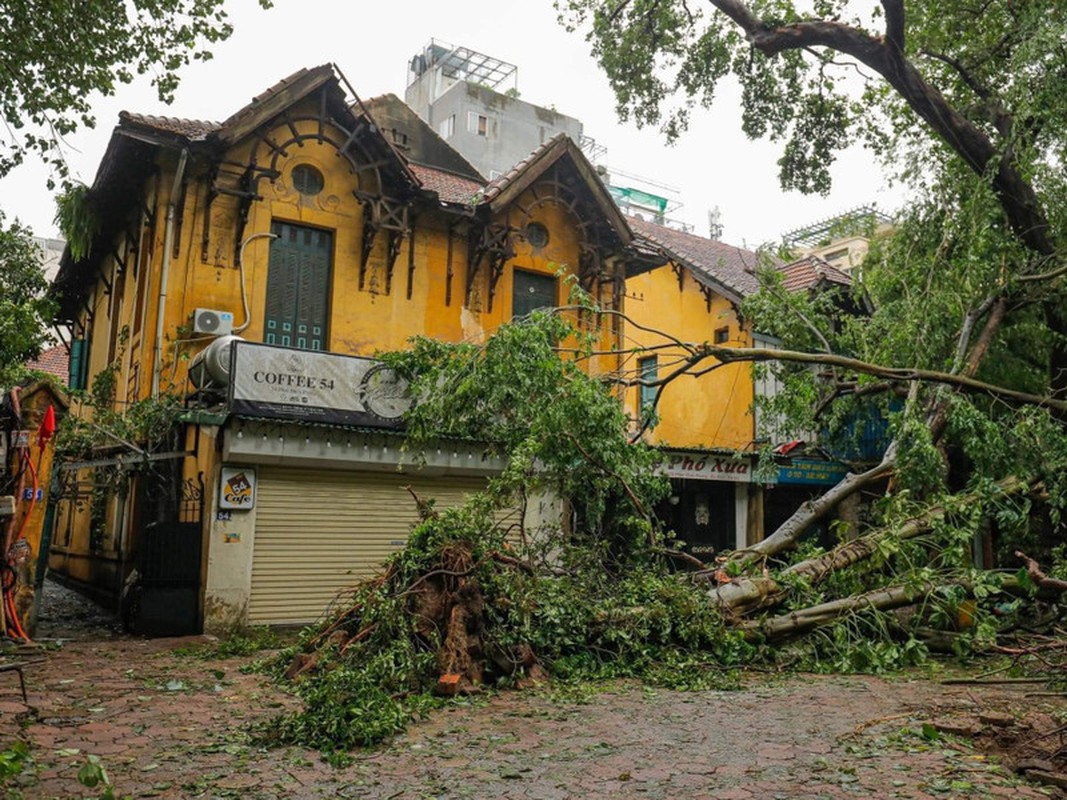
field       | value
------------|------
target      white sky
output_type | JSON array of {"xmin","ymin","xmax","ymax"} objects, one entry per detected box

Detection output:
[{"xmin": 0, "ymin": 0, "xmax": 907, "ymax": 249}]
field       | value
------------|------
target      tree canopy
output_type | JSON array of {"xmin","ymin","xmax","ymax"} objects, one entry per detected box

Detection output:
[
  {"xmin": 0, "ymin": 212, "xmax": 54, "ymax": 378},
  {"xmin": 0, "ymin": 0, "xmax": 270, "ymax": 184},
  {"xmin": 561, "ymin": 0, "xmax": 1067, "ymax": 530},
  {"xmin": 560, "ymin": 0, "xmax": 1066, "ymax": 252}
]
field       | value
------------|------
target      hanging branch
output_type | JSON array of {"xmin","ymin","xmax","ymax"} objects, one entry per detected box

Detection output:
[
  {"xmin": 557, "ymin": 306, "xmax": 1064, "ymax": 412},
  {"xmin": 708, "ymin": 0, "xmax": 1052, "ymax": 255},
  {"xmin": 1016, "ymin": 551, "xmax": 1067, "ymax": 594}
]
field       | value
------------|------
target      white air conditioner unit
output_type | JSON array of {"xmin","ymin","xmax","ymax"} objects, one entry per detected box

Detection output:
[{"xmin": 191, "ymin": 308, "xmax": 234, "ymax": 336}]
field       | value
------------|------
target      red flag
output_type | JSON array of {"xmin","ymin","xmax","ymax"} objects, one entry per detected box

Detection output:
[{"xmin": 37, "ymin": 404, "xmax": 56, "ymax": 448}]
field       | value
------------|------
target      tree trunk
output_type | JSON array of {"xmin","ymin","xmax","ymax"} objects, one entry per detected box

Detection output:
[
  {"xmin": 714, "ymin": 476, "xmax": 1032, "ymax": 612},
  {"xmin": 740, "ymin": 583, "xmax": 934, "ymax": 641},
  {"xmin": 729, "ymin": 449, "xmax": 895, "ymax": 565}
]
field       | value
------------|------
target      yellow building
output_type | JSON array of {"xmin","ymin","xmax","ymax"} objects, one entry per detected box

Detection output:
[
  {"xmin": 48, "ymin": 64, "xmax": 858, "ymax": 631},
  {"xmin": 621, "ymin": 220, "xmax": 862, "ymax": 557},
  {"xmin": 619, "ymin": 219, "xmax": 766, "ymax": 557},
  {"xmin": 50, "ymin": 66, "xmax": 644, "ymax": 632}
]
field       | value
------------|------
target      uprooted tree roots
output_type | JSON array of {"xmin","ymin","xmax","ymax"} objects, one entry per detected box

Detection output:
[
  {"xmin": 286, "ymin": 541, "xmax": 523, "ymax": 693},
  {"xmin": 264, "ymin": 493, "xmax": 753, "ymax": 755}
]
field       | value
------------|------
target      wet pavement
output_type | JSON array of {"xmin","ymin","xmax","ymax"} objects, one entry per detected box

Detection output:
[
  {"xmin": 0, "ymin": 582, "xmax": 1059, "ymax": 798},
  {"xmin": 32, "ymin": 577, "xmax": 124, "ymax": 642}
]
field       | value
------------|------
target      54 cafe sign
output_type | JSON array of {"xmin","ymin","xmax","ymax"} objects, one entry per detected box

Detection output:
[{"xmin": 220, "ymin": 467, "xmax": 257, "ymax": 510}]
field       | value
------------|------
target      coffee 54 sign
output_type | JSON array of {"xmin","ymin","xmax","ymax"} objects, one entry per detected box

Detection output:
[
  {"xmin": 663, "ymin": 451, "xmax": 753, "ymax": 483},
  {"xmin": 228, "ymin": 341, "xmax": 412, "ymax": 428}
]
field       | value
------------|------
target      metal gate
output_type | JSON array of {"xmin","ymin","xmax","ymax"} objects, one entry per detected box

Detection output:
[{"xmin": 132, "ymin": 466, "xmax": 204, "ymax": 635}]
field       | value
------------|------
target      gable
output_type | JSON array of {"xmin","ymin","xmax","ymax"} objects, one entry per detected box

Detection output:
[
  {"xmin": 53, "ymin": 66, "xmax": 422, "ymax": 322},
  {"xmin": 362, "ymin": 94, "xmax": 484, "ymax": 182},
  {"xmin": 480, "ymin": 135, "xmax": 633, "ymax": 258}
]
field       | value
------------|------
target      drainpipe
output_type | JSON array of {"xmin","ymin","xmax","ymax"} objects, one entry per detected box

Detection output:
[{"xmin": 152, "ymin": 148, "xmax": 189, "ymax": 399}]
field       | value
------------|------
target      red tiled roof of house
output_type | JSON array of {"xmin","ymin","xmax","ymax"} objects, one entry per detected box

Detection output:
[
  {"xmin": 119, "ymin": 112, "xmax": 220, "ymax": 140},
  {"xmin": 217, "ymin": 65, "xmax": 337, "ymax": 142},
  {"xmin": 25, "ymin": 344, "xmax": 68, "ymax": 384},
  {"xmin": 409, "ymin": 163, "xmax": 484, "ymax": 204},
  {"xmin": 628, "ymin": 217, "xmax": 763, "ymax": 300},
  {"xmin": 778, "ymin": 255, "xmax": 852, "ymax": 293},
  {"xmin": 118, "ymin": 66, "xmax": 338, "ymax": 145},
  {"xmin": 221, "ymin": 66, "xmax": 320, "ymax": 127}
]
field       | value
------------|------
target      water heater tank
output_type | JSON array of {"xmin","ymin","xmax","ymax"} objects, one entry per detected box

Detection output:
[{"xmin": 189, "ymin": 335, "xmax": 241, "ymax": 389}]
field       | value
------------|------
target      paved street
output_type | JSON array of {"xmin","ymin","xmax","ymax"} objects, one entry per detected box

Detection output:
[{"xmin": 0, "ymin": 583, "xmax": 1057, "ymax": 798}]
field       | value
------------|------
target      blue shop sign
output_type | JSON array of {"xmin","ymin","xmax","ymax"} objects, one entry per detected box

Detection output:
[{"xmin": 776, "ymin": 459, "xmax": 849, "ymax": 486}]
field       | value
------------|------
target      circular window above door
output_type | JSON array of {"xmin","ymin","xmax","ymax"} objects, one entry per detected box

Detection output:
[
  {"xmin": 291, "ymin": 164, "xmax": 325, "ymax": 196},
  {"xmin": 524, "ymin": 222, "xmax": 549, "ymax": 248}
]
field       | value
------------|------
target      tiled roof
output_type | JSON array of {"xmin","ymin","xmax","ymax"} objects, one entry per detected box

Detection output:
[
  {"xmin": 217, "ymin": 65, "xmax": 334, "ymax": 139},
  {"xmin": 221, "ymin": 67, "xmax": 318, "ymax": 127},
  {"xmin": 119, "ymin": 112, "xmax": 219, "ymax": 140},
  {"xmin": 117, "ymin": 66, "xmax": 336, "ymax": 145},
  {"xmin": 408, "ymin": 163, "xmax": 484, "ymax": 204},
  {"xmin": 628, "ymin": 217, "xmax": 762, "ymax": 299},
  {"xmin": 25, "ymin": 344, "xmax": 69, "ymax": 383},
  {"xmin": 778, "ymin": 255, "xmax": 852, "ymax": 293},
  {"xmin": 478, "ymin": 133, "xmax": 566, "ymax": 203}
]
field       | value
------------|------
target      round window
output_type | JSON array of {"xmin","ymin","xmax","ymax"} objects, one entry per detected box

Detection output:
[
  {"xmin": 291, "ymin": 164, "xmax": 325, "ymax": 196},
  {"xmin": 525, "ymin": 222, "xmax": 549, "ymax": 248}
]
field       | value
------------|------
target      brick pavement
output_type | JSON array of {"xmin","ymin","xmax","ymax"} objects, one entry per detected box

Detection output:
[{"xmin": 0, "ymin": 636, "xmax": 1059, "ymax": 798}]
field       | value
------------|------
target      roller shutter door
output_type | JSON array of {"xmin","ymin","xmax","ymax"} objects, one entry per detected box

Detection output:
[{"xmin": 249, "ymin": 468, "xmax": 497, "ymax": 625}]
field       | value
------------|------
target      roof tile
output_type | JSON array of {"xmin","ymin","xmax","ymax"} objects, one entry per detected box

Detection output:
[
  {"xmin": 778, "ymin": 255, "xmax": 852, "ymax": 293},
  {"xmin": 25, "ymin": 344, "xmax": 69, "ymax": 383},
  {"xmin": 628, "ymin": 217, "xmax": 762, "ymax": 299},
  {"xmin": 119, "ymin": 112, "xmax": 219, "ymax": 140},
  {"xmin": 408, "ymin": 163, "xmax": 484, "ymax": 204},
  {"xmin": 479, "ymin": 133, "xmax": 567, "ymax": 203},
  {"xmin": 218, "ymin": 65, "xmax": 331, "ymax": 132}
]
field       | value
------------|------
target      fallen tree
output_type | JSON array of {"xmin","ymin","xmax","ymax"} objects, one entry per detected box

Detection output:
[
  {"xmin": 255, "ymin": 1, "xmax": 1067, "ymax": 757},
  {"xmin": 740, "ymin": 583, "xmax": 936, "ymax": 642},
  {"xmin": 713, "ymin": 475, "xmax": 1037, "ymax": 614},
  {"xmin": 271, "ymin": 1, "xmax": 1067, "ymax": 724},
  {"xmin": 263, "ymin": 309, "xmax": 1067, "ymax": 757}
]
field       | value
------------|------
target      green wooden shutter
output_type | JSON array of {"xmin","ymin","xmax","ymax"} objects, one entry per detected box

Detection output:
[
  {"xmin": 512, "ymin": 269, "xmax": 557, "ymax": 318},
  {"xmin": 265, "ymin": 222, "xmax": 332, "ymax": 350}
]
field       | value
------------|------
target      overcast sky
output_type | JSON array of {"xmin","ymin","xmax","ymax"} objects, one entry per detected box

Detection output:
[{"xmin": 0, "ymin": 0, "xmax": 906, "ymax": 249}]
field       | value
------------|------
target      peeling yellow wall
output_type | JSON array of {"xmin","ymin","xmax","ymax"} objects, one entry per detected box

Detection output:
[
  {"xmin": 106, "ymin": 112, "xmax": 609, "ymax": 394},
  {"xmin": 623, "ymin": 266, "xmax": 755, "ymax": 451},
  {"xmin": 60, "ymin": 101, "xmax": 629, "ymax": 603}
]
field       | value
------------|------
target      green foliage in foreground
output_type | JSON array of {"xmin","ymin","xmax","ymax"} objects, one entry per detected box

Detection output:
[
  {"xmin": 262, "ymin": 496, "xmax": 752, "ymax": 758},
  {"xmin": 0, "ymin": 0, "xmax": 272, "ymax": 183},
  {"xmin": 257, "ymin": 301, "xmax": 1066, "ymax": 759},
  {"xmin": 173, "ymin": 627, "xmax": 284, "ymax": 660},
  {"xmin": 0, "ymin": 740, "xmax": 33, "ymax": 789}
]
